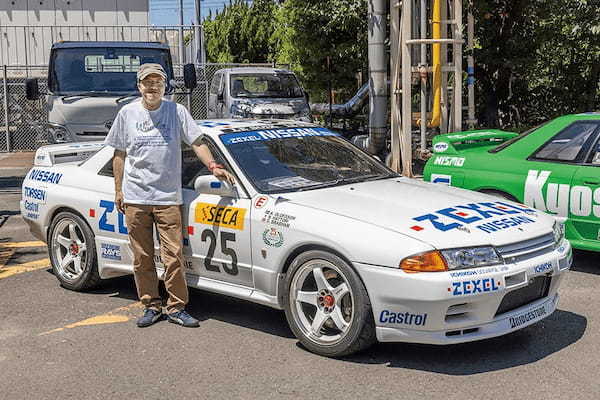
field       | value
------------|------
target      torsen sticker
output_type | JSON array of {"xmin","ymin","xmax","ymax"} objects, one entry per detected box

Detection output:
[{"xmin": 195, "ymin": 202, "xmax": 247, "ymax": 230}]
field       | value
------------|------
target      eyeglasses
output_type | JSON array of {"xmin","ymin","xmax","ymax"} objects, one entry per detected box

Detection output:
[{"xmin": 139, "ymin": 79, "xmax": 165, "ymax": 88}]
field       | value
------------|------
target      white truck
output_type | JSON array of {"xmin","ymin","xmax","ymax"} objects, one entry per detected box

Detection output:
[
  {"xmin": 207, "ymin": 67, "xmax": 312, "ymax": 121},
  {"xmin": 26, "ymin": 41, "xmax": 197, "ymax": 143}
]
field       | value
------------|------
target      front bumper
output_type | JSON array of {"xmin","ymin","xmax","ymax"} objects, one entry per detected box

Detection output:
[{"xmin": 355, "ymin": 239, "xmax": 572, "ymax": 345}]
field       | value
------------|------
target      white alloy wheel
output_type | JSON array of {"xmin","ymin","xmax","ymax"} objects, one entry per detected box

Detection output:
[
  {"xmin": 283, "ymin": 250, "xmax": 376, "ymax": 357},
  {"xmin": 49, "ymin": 211, "xmax": 100, "ymax": 291}
]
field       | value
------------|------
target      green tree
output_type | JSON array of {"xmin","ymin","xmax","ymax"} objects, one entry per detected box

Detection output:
[
  {"xmin": 204, "ymin": 0, "xmax": 276, "ymax": 63},
  {"xmin": 272, "ymin": 0, "xmax": 368, "ymax": 102},
  {"xmin": 472, "ymin": 0, "xmax": 600, "ymax": 129}
]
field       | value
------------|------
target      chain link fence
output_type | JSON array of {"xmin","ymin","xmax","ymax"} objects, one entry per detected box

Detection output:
[{"xmin": 0, "ymin": 63, "xmax": 284, "ymax": 152}]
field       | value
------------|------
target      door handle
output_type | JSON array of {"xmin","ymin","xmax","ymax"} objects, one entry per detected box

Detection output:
[{"xmin": 584, "ymin": 181, "xmax": 599, "ymax": 185}]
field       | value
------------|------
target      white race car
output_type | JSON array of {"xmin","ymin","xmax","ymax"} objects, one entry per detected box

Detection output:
[{"xmin": 21, "ymin": 120, "xmax": 572, "ymax": 357}]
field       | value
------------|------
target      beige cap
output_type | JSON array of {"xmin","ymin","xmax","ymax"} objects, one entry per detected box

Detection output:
[{"xmin": 137, "ymin": 63, "xmax": 167, "ymax": 81}]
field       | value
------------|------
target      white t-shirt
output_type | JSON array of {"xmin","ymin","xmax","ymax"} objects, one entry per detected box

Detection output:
[{"xmin": 104, "ymin": 99, "xmax": 203, "ymax": 205}]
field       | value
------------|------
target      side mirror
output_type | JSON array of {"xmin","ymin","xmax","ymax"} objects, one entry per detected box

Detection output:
[
  {"xmin": 183, "ymin": 63, "xmax": 197, "ymax": 90},
  {"xmin": 194, "ymin": 175, "xmax": 237, "ymax": 197},
  {"xmin": 217, "ymin": 91, "xmax": 224, "ymax": 102},
  {"xmin": 304, "ymin": 91, "xmax": 310, "ymax": 103},
  {"xmin": 26, "ymin": 78, "xmax": 40, "ymax": 100}
]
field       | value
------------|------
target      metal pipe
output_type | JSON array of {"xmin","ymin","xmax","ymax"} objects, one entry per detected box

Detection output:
[
  {"xmin": 428, "ymin": 0, "xmax": 442, "ymax": 128},
  {"xmin": 3, "ymin": 65, "xmax": 10, "ymax": 152},
  {"xmin": 367, "ymin": 0, "xmax": 388, "ymax": 155},
  {"xmin": 420, "ymin": 0, "xmax": 427, "ymax": 153},
  {"xmin": 467, "ymin": 8, "xmax": 476, "ymax": 129},
  {"xmin": 453, "ymin": 0, "xmax": 463, "ymax": 131},
  {"xmin": 389, "ymin": 0, "xmax": 402, "ymax": 173},
  {"xmin": 401, "ymin": 0, "xmax": 414, "ymax": 176},
  {"xmin": 179, "ymin": 0, "xmax": 185, "ymax": 64},
  {"xmin": 311, "ymin": 82, "xmax": 369, "ymax": 117}
]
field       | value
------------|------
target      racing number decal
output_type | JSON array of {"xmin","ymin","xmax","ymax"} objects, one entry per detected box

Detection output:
[
  {"xmin": 200, "ymin": 229, "xmax": 239, "ymax": 275},
  {"xmin": 99, "ymin": 200, "xmax": 128, "ymax": 234}
]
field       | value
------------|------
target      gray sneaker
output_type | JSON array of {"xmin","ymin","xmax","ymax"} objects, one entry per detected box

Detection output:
[
  {"xmin": 137, "ymin": 308, "xmax": 162, "ymax": 328},
  {"xmin": 167, "ymin": 310, "xmax": 200, "ymax": 327}
]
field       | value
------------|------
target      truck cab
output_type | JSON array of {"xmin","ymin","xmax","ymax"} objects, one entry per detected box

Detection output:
[
  {"xmin": 26, "ymin": 41, "xmax": 182, "ymax": 143},
  {"xmin": 207, "ymin": 67, "xmax": 311, "ymax": 122}
]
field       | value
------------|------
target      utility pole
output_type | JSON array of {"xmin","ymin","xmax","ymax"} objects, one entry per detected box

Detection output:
[
  {"xmin": 195, "ymin": 0, "xmax": 205, "ymax": 65},
  {"xmin": 179, "ymin": 0, "xmax": 185, "ymax": 64}
]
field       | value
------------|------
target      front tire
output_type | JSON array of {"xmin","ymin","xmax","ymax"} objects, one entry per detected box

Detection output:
[
  {"xmin": 48, "ymin": 211, "xmax": 100, "ymax": 291},
  {"xmin": 283, "ymin": 250, "xmax": 376, "ymax": 357}
]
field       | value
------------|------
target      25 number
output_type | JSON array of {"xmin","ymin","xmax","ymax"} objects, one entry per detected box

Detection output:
[{"xmin": 201, "ymin": 230, "xmax": 238, "ymax": 276}]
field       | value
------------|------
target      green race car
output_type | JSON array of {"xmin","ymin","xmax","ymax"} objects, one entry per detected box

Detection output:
[{"xmin": 424, "ymin": 112, "xmax": 600, "ymax": 252}]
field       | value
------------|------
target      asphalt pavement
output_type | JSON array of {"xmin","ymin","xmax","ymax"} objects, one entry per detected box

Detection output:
[{"xmin": 1, "ymin": 152, "xmax": 599, "ymax": 400}]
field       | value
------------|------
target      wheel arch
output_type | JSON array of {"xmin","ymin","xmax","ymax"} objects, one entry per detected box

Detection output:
[
  {"xmin": 46, "ymin": 206, "xmax": 95, "ymax": 241},
  {"xmin": 276, "ymin": 243, "xmax": 368, "ymax": 305}
]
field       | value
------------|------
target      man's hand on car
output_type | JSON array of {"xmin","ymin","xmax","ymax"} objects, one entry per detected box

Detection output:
[
  {"xmin": 213, "ymin": 167, "xmax": 236, "ymax": 185},
  {"xmin": 115, "ymin": 191, "xmax": 125, "ymax": 214}
]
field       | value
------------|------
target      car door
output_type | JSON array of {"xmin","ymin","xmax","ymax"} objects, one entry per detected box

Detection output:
[
  {"xmin": 180, "ymin": 138, "xmax": 254, "ymax": 287},
  {"xmin": 569, "ymin": 124, "xmax": 600, "ymax": 244},
  {"xmin": 521, "ymin": 121, "xmax": 599, "ymax": 219}
]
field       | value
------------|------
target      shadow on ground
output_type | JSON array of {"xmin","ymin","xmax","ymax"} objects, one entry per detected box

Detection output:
[
  {"xmin": 87, "ymin": 274, "xmax": 295, "ymax": 339},
  {"xmin": 571, "ymin": 250, "xmax": 599, "ymax": 275},
  {"xmin": 340, "ymin": 309, "xmax": 586, "ymax": 374}
]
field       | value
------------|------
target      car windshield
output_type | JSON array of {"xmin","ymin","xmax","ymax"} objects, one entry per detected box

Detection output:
[
  {"xmin": 49, "ymin": 47, "xmax": 173, "ymax": 94},
  {"xmin": 230, "ymin": 73, "xmax": 304, "ymax": 98},
  {"xmin": 221, "ymin": 127, "xmax": 395, "ymax": 193}
]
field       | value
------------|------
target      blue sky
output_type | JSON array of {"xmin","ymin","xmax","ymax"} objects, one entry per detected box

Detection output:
[{"xmin": 149, "ymin": 0, "xmax": 232, "ymax": 25}]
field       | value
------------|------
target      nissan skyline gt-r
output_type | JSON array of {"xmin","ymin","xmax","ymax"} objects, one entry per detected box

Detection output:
[
  {"xmin": 424, "ymin": 112, "xmax": 600, "ymax": 252},
  {"xmin": 21, "ymin": 119, "xmax": 572, "ymax": 357}
]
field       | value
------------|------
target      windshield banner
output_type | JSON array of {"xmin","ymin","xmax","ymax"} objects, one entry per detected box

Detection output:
[{"xmin": 221, "ymin": 127, "xmax": 338, "ymax": 145}]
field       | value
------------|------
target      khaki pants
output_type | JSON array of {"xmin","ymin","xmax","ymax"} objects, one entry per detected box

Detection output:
[{"xmin": 125, "ymin": 204, "xmax": 188, "ymax": 314}]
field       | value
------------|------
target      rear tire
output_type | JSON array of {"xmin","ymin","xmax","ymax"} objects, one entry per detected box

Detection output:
[
  {"xmin": 283, "ymin": 250, "xmax": 376, "ymax": 357},
  {"xmin": 48, "ymin": 211, "xmax": 100, "ymax": 291}
]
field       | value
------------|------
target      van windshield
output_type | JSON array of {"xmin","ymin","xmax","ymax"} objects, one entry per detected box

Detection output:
[
  {"xmin": 49, "ymin": 47, "xmax": 173, "ymax": 95},
  {"xmin": 230, "ymin": 73, "xmax": 304, "ymax": 98}
]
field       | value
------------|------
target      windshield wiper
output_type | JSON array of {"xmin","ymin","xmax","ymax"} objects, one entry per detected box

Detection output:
[
  {"xmin": 116, "ymin": 93, "xmax": 139, "ymax": 103},
  {"xmin": 61, "ymin": 91, "xmax": 112, "ymax": 100}
]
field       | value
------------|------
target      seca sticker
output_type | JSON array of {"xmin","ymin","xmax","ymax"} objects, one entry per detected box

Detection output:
[{"xmin": 194, "ymin": 202, "xmax": 247, "ymax": 230}]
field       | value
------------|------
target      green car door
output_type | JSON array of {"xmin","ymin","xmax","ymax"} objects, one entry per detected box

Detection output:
[{"xmin": 569, "ymin": 131, "xmax": 600, "ymax": 250}]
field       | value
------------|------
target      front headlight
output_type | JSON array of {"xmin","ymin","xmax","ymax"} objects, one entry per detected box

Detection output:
[
  {"xmin": 440, "ymin": 246, "xmax": 503, "ymax": 270},
  {"xmin": 553, "ymin": 221, "xmax": 565, "ymax": 246},
  {"xmin": 47, "ymin": 123, "xmax": 69, "ymax": 143}
]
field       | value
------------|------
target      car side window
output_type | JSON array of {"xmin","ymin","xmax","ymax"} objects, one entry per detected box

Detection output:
[
  {"xmin": 99, "ymin": 158, "xmax": 114, "ymax": 177},
  {"xmin": 181, "ymin": 137, "xmax": 229, "ymax": 189},
  {"xmin": 586, "ymin": 135, "xmax": 600, "ymax": 166},
  {"xmin": 531, "ymin": 121, "xmax": 600, "ymax": 163}
]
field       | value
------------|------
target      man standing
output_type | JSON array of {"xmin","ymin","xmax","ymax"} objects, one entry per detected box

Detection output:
[{"xmin": 105, "ymin": 63, "xmax": 234, "ymax": 328}]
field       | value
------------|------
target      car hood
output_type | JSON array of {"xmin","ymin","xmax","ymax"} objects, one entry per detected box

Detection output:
[{"xmin": 283, "ymin": 177, "xmax": 553, "ymax": 249}]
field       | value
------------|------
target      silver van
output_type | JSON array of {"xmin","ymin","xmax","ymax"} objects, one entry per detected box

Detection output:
[{"xmin": 207, "ymin": 67, "xmax": 311, "ymax": 121}]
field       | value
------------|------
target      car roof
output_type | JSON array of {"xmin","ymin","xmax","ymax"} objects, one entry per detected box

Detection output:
[
  {"xmin": 195, "ymin": 119, "xmax": 321, "ymax": 139},
  {"xmin": 51, "ymin": 41, "xmax": 170, "ymax": 50}
]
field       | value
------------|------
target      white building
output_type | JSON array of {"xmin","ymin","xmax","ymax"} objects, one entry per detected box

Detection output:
[{"xmin": 0, "ymin": 0, "xmax": 151, "ymax": 65}]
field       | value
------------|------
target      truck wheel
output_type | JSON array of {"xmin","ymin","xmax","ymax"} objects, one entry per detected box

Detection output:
[
  {"xmin": 48, "ymin": 211, "xmax": 100, "ymax": 291},
  {"xmin": 283, "ymin": 250, "xmax": 376, "ymax": 357}
]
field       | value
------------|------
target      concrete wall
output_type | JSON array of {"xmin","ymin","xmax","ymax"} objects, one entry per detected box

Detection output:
[{"xmin": 0, "ymin": 0, "xmax": 150, "ymax": 65}]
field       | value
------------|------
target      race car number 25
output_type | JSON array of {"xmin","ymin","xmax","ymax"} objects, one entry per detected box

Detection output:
[{"xmin": 201, "ymin": 230, "xmax": 238, "ymax": 276}]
